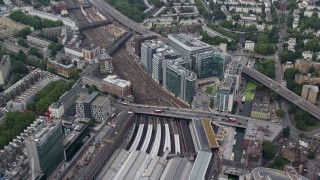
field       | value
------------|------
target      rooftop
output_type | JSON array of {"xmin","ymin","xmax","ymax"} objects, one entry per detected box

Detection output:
[
  {"xmin": 202, "ymin": 118, "xmax": 219, "ymax": 148},
  {"xmin": 221, "ymin": 77, "xmax": 234, "ymax": 90},
  {"xmin": 188, "ymin": 151, "xmax": 212, "ymax": 180},
  {"xmin": 103, "ymin": 75, "xmax": 131, "ymax": 88},
  {"xmin": 91, "ymin": 96, "xmax": 109, "ymax": 106},
  {"xmin": 252, "ymin": 167, "xmax": 291, "ymax": 180},
  {"xmin": 191, "ymin": 118, "xmax": 210, "ymax": 151},
  {"xmin": 84, "ymin": 92, "xmax": 98, "ymax": 104},
  {"xmin": 244, "ymin": 121, "xmax": 283, "ymax": 142},
  {"xmin": 167, "ymin": 60, "xmax": 197, "ymax": 81},
  {"xmin": 303, "ymin": 85, "xmax": 319, "ymax": 92}
]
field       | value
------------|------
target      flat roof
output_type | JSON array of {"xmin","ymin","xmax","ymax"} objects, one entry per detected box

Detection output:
[
  {"xmin": 91, "ymin": 96, "xmax": 109, "ymax": 106},
  {"xmin": 188, "ymin": 151, "xmax": 212, "ymax": 180},
  {"xmin": 202, "ymin": 118, "xmax": 219, "ymax": 148},
  {"xmin": 191, "ymin": 118, "xmax": 210, "ymax": 151},
  {"xmin": 252, "ymin": 167, "xmax": 291, "ymax": 180},
  {"xmin": 84, "ymin": 92, "xmax": 98, "ymax": 104},
  {"xmin": 304, "ymin": 85, "xmax": 319, "ymax": 92},
  {"xmin": 103, "ymin": 75, "xmax": 131, "ymax": 88},
  {"xmin": 244, "ymin": 121, "xmax": 283, "ymax": 142},
  {"xmin": 160, "ymin": 157, "xmax": 193, "ymax": 180}
]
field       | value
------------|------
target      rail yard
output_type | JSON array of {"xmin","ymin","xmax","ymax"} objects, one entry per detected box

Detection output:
[{"xmin": 65, "ymin": 0, "xmax": 188, "ymax": 107}]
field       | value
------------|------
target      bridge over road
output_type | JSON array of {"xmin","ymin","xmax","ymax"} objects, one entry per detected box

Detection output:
[{"xmin": 242, "ymin": 66, "xmax": 320, "ymax": 120}]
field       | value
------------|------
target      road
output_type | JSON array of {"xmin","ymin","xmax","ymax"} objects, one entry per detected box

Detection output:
[
  {"xmin": 89, "ymin": 0, "xmax": 146, "ymax": 34},
  {"xmin": 77, "ymin": 107, "xmax": 134, "ymax": 180},
  {"xmin": 127, "ymin": 103, "xmax": 320, "ymax": 138}
]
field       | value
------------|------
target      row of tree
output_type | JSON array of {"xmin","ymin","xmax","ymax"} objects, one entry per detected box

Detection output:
[
  {"xmin": 28, "ymin": 81, "xmax": 74, "ymax": 113},
  {"xmin": 9, "ymin": 11, "xmax": 63, "ymax": 30},
  {"xmin": 289, "ymin": 105, "xmax": 317, "ymax": 130}
]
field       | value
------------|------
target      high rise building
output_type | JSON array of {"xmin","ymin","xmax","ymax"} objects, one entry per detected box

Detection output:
[
  {"xmin": 0, "ymin": 55, "xmax": 11, "ymax": 85},
  {"xmin": 191, "ymin": 51, "xmax": 231, "ymax": 79},
  {"xmin": 163, "ymin": 60, "xmax": 197, "ymax": 104},
  {"xmin": 140, "ymin": 39, "xmax": 166, "ymax": 75},
  {"xmin": 168, "ymin": 33, "xmax": 213, "ymax": 58},
  {"xmin": 215, "ymin": 77, "xmax": 234, "ymax": 112},
  {"xmin": 25, "ymin": 122, "xmax": 64, "ymax": 178},
  {"xmin": 301, "ymin": 85, "xmax": 318, "ymax": 104},
  {"xmin": 151, "ymin": 46, "xmax": 180, "ymax": 84},
  {"xmin": 133, "ymin": 34, "xmax": 156, "ymax": 57},
  {"xmin": 224, "ymin": 58, "xmax": 242, "ymax": 92}
]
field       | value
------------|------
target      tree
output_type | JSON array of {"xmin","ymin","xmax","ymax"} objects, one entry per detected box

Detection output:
[
  {"xmin": 18, "ymin": 27, "xmax": 31, "ymax": 38},
  {"xmin": 298, "ymin": 132, "xmax": 307, "ymax": 139},
  {"xmin": 110, "ymin": 93, "xmax": 119, "ymax": 99},
  {"xmin": 307, "ymin": 150, "xmax": 315, "ymax": 159},
  {"xmin": 275, "ymin": 109, "xmax": 285, "ymax": 118},
  {"xmin": 87, "ymin": 118, "xmax": 96, "ymax": 127},
  {"xmin": 263, "ymin": 140, "xmax": 275, "ymax": 159},
  {"xmin": 282, "ymin": 126, "xmax": 290, "ymax": 138}
]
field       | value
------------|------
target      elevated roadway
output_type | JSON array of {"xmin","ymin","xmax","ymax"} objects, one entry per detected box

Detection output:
[
  {"xmin": 89, "ymin": 0, "xmax": 146, "ymax": 34},
  {"xmin": 241, "ymin": 66, "xmax": 320, "ymax": 120}
]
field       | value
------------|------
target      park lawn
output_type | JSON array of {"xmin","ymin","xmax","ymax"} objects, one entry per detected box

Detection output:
[{"xmin": 245, "ymin": 81, "xmax": 257, "ymax": 101}]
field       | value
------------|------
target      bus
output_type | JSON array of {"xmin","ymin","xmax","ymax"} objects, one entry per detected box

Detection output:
[
  {"xmin": 154, "ymin": 109, "xmax": 164, "ymax": 113},
  {"xmin": 229, "ymin": 117, "xmax": 237, "ymax": 122},
  {"xmin": 111, "ymin": 113, "xmax": 115, "ymax": 118}
]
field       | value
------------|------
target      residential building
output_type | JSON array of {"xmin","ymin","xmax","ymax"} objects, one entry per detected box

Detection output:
[
  {"xmin": 287, "ymin": 38, "xmax": 296, "ymax": 52},
  {"xmin": 215, "ymin": 77, "xmax": 234, "ymax": 112},
  {"xmin": 27, "ymin": 10, "xmax": 76, "ymax": 28},
  {"xmin": 163, "ymin": 60, "xmax": 197, "ymax": 104},
  {"xmin": 302, "ymin": 51, "xmax": 313, "ymax": 60},
  {"xmin": 101, "ymin": 75, "xmax": 132, "ymax": 99},
  {"xmin": 27, "ymin": 35, "xmax": 52, "ymax": 48},
  {"xmin": 221, "ymin": 5, "xmax": 232, "ymax": 20},
  {"xmin": 0, "ymin": 55, "xmax": 11, "ymax": 85},
  {"xmin": 168, "ymin": 33, "xmax": 213, "ymax": 58},
  {"xmin": 47, "ymin": 59, "xmax": 77, "ymax": 78},
  {"xmin": 244, "ymin": 40, "xmax": 255, "ymax": 52},
  {"xmin": 25, "ymin": 123, "xmax": 65, "ymax": 178},
  {"xmin": 224, "ymin": 58, "xmax": 242, "ymax": 92},
  {"xmin": 295, "ymin": 73, "xmax": 320, "ymax": 85},
  {"xmin": 301, "ymin": 85, "xmax": 318, "ymax": 104},
  {"xmin": 12, "ymin": 74, "xmax": 59, "ymax": 111},
  {"xmin": 3, "ymin": 39, "xmax": 29, "ymax": 54},
  {"xmin": 90, "ymin": 96, "xmax": 110, "ymax": 123},
  {"xmin": 82, "ymin": 44, "xmax": 101, "ymax": 61},
  {"xmin": 151, "ymin": 46, "xmax": 180, "ymax": 84},
  {"xmin": 295, "ymin": 59, "xmax": 320, "ymax": 75},
  {"xmin": 98, "ymin": 49, "xmax": 113, "ymax": 74},
  {"xmin": 140, "ymin": 39, "xmax": 166, "ymax": 75},
  {"xmin": 191, "ymin": 51, "xmax": 231, "ymax": 80}
]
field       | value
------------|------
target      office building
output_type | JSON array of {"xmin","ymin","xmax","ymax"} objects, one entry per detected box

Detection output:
[
  {"xmin": 0, "ymin": 55, "xmax": 11, "ymax": 85},
  {"xmin": 168, "ymin": 33, "xmax": 213, "ymax": 58},
  {"xmin": 151, "ymin": 46, "xmax": 180, "ymax": 84},
  {"xmin": 98, "ymin": 49, "xmax": 113, "ymax": 74},
  {"xmin": 75, "ymin": 92, "xmax": 98, "ymax": 119},
  {"xmin": 63, "ymin": 123, "xmax": 89, "ymax": 161},
  {"xmin": 192, "ymin": 51, "xmax": 231, "ymax": 79},
  {"xmin": 101, "ymin": 75, "xmax": 132, "ymax": 99},
  {"xmin": 215, "ymin": 77, "xmax": 234, "ymax": 112},
  {"xmin": 140, "ymin": 39, "xmax": 166, "ymax": 75},
  {"xmin": 75, "ymin": 92, "xmax": 111, "ymax": 122},
  {"xmin": 301, "ymin": 85, "xmax": 318, "ymax": 104},
  {"xmin": 25, "ymin": 123, "xmax": 64, "ymax": 178},
  {"xmin": 90, "ymin": 96, "xmax": 110, "ymax": 123},
  {"xmin": 133, "ymin": 34, "xmax": 156, "ymax": 57},
  {"xmin": 163, "ymin": 60, "xmax": 197, "ymax": 104}
]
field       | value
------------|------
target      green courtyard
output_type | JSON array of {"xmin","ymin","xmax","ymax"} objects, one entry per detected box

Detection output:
[{"xmin": 245, "ymin": 81, "xmax": 257, "ymax": 101}]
